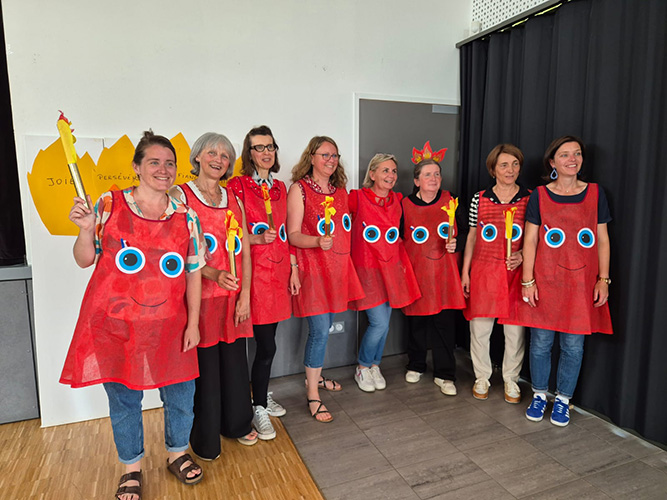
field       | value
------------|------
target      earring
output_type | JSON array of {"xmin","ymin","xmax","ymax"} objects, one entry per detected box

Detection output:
[{"xmin": 550, "ymin": 168, "xmax": 558, "ymax": 180}]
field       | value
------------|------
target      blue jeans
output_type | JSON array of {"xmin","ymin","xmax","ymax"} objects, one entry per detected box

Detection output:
[
  {"xmin": 529, "ymin": 328, "xmax": 586, "ymax": 399},
  {"xmin": 103, "ymin": 380, "xmax": 195, "ymax": 464},
  {"xmin": 304, "ymin": 313, "xmax": 335, "ymax": 368},
  {"xmin": 358, "ymin": 302, "xmax": 392, "ymax": 367}
]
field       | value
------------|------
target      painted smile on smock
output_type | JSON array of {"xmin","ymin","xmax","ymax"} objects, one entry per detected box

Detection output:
[
  {"xmin": 131, "ymin": 297, "xmax": 168, "ymax": 308},
  {"xmin": 425, "ymin": 250, "xmax": 446, "ymax": 261},
  {"xmin": 376, "ymin": 255, "xmax": 395, "ymax": 263},
  {"xmin": 332, "ymin": 249, "xmax": 350, "ymax": 255},
  {"xmin": 557, "ymin": 264, "xmax": 586, "ymax": 272},
  {"xmin": 267, "ymin": 256, "xmax": 284, "ymax": 264}
]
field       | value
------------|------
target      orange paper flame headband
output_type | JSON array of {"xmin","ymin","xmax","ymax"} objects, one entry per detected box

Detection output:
[
  {"xmin": 321, "ymin": 196, "xmax": 336, "ymax": 225},
  {"xmin": 225, "ymin": 210, "xmax": 243, "ymax": 240},
  {"xmin": 261, "ymin": 184, "xmax": 272, "ymax": 214},
  {"xmin": 441, "ymin": 197, "xmax": 458, "ymax": 227},
  {"xmin": 411, "ymin": 140, "xmax": 447, "ymax": 165},
  {"xmin": 57, "ymin": 111, "xmax": 78, "ymax": 164},
  {"xmin": 504, "ymin": 207, "xmax": 517, "ymax": 239}
]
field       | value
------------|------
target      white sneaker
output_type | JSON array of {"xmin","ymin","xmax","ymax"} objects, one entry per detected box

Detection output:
[
  {"xmin": 266, "ymin": 392, "xmax": 286, "ymax": 417},
  {"xmin": 369, "ymin": 365, "xmax": 386, "ymax": 390},
  {"xmin": 473, "ymin": 379, "xmax": 490, "ymax": 400},
  {"xmin": 504, "ymin": 381, "xmax": 521, "ymax": 404},
  {"xmin": 355, "ymin": 366, "xmax": 376, "ymax": 392},
  {"xmin": 405, "ymin": 370, "xmax": 422, "ymax": 383},
  {"xmin": 252, "ymin": 405, "xmax": 276, "ymax": 440},
  {"xmin": 434, "ymin": 378, "xmax": 457, "ymax": 396}
]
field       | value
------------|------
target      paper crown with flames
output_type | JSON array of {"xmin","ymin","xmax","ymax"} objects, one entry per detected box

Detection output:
[{"xmin": 411, "ymin": 141, "xmax": 447, "ymax": 164}]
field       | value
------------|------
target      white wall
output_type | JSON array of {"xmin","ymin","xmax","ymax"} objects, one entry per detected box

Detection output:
[{"xmin": 3, "ymin": 0, "xmax": 472, "ymax": 426}]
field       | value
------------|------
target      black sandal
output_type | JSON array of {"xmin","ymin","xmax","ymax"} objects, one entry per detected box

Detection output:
[
  {"xmin": 317, "ymin": 376, "xmax": 342, "ymax": 392},
  {"xmin": 307, "ymin": 399, "xmax": 334, "ymax": 423},
  {"xmin": 116, "ymin": 470, "xmax": 142, "ymax": 500},
  {"xmin": 166, "ymin": 453, "xmax": 203, "ymax": 485}
]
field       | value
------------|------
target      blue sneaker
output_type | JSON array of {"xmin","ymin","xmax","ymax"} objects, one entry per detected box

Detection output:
[
  {"xmin": 550, "ymin": 398, "xmax": 570, "ymax": 426},
  {"xmin": 525, "ymin": 395, "xmax": 547, "ymax": 422}
]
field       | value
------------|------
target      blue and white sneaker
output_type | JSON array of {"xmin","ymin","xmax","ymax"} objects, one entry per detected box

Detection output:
[
  {"xmin": 550, "ymin": 397, "xmax": 570, "ymax": 426},
  {"xmin": 525, "ymin": 394, "xmax": 547, "ymax": 422}
]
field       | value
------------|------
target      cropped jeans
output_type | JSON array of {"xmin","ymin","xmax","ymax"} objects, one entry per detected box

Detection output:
[
  {"xmin": 304, "ymin": 313, "xmax": 335, "ymax": 368},
  {"xmin": 103, "ymin": 380, "xmax": 195, "ymax": 464},
  {"xmin": 529, "ymin": 328, "xmax": 585, "ymax": 399},
  {"xmin": 358, "ymin": 302, "xmax": 392, "ymax": 367}
]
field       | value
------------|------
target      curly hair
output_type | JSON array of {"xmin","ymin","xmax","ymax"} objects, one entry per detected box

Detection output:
[{"xmin": 291, "ymin": 136, "xmax": 348, "ymax": 188}]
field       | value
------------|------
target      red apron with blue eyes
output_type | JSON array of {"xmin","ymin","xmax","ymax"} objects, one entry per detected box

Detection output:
[
  {"xmin": 227, "ymin": 176, "xmax": 291, "ymax": 325},
  {"xmin": 520, "ymin": 184, "xmax": 612, "ymax": 334},
  {"xmin": 464, "ymin": 193, "xmax": 528, "ymax": 323},
  {"xmin": 292, "ymin": 180, "xmax": 365, "ymax": 317},
  {"xmin": 401, "ymin": 191, "xmax": 466, "ymax": 316},
  {"xmin": 349, "ymin": 188, "xmax": 421, "ymax": 310},
  {"xmin": 60, "ymin": 190, "xmax": 198, "ymax": 390},
  {"xmin": 181, "ymin": 183, "xmax": 252, "ymax": 346}
]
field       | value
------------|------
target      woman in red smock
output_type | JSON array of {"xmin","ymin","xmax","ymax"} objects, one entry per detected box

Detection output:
[
  {"xmin": 62, "ymin": 131, "xmax": 204, "ymax": 499},
  {"xmin": 286, "ymin": 136, "xmax": 364, "ymax": 422},
  {"xmin": 171, "ymin": 132, "xmax": 257, "ymax": 460},
  {"xmin": 461, "ymin": 144, "xmax": 530, "ymax": 404},
  {"xmin": 227, "ymin": 125, "xmax": 300, "ymax": 440},
  {"xmin": 401, "ymin": 142, "xmax": 466, "ymax": 397},
  {"xmin": 349, "ymin": 153, "xmax": 420, "ymax": 392},
  {"xmin": 522, "ymin": 136, "xmax": 613, "ymax": 427}
]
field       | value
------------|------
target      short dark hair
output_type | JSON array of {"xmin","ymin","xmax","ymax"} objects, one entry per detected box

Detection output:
[
  {"xmin": 132, "ymin": 130, "xmax": 176, "ymax": 165},
  {"xmin": 412, "ymin": 158, "xmax": 441, "ymax": 194},
  {"xmin": 543, "ymin": 135, "xmax": 586, "ymax": 180},
  {"xmin": 486, "ymin": 144, "xmax": 524, "ymax": 177},
  {"xmin": 241, "ymin": 125, "xmax": 281, "ymax": 176}
]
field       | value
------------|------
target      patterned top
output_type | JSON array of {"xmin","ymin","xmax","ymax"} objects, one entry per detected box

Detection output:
[{"xmin": 93, "ymin": 187, "xmax": 206, "ymax": 272}]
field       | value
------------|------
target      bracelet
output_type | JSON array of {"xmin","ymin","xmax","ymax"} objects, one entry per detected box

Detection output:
[
  {"xmin": 290, "ymin": 263, "xmax": 299, "ymax": 268},
  {"xmin": 521, "ymin": 278, "xmax": 536, "ymax": 288},
  {"xmin": 597, "ymin": 276, "xmax": 611, "ymax": 285}
]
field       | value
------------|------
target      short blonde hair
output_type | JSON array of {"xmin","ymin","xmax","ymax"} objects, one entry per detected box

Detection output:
[{"xmin": 362, "ymin": 153, "xmax": 398, "ymax": 188}]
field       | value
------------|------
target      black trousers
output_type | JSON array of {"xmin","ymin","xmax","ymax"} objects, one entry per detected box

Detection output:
[
  {"xmin": 406, "ymin": 309, "xmax": 457, "ymax": 381},
  {"xmin": 190, "ymin": 339, "xmax": 253, "ymax": 460},
  {"xmin": 250, "ymin": 322, "xmax": 278, "ymax": 408}
]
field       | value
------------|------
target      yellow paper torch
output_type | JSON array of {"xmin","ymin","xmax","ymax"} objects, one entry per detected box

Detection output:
[
  {"xmin": 441, "ymin": 197, "xmax": 458, "ymax": 244},
  {"xmin": 504, "ymin": 207, "xmax": 517, "ymax": 264},
  {"xmin": 225, "ymin": 210, "xmax": 242, "ymax": 277},
  {"xmin": 321, "ymin": 196, "xmax": 336, "ymax": 236},
  {"xmin": 261, "ymin": 184, "xmax": 275, "ymax": 230},
  {"xmin": 57, "ymin": 111, "xmax": 90, "ymax": 208}
]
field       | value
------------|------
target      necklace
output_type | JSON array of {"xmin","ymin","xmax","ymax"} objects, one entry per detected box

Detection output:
[
  {"xmin": 492, "ymin": 184, "xmax": 519, "ymax": 204},
  {"xmin": 194, "ymin": 179, "xmax": 222, "ymax": 207}
]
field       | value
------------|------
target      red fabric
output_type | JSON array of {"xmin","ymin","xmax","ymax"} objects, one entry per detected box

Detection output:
[
  {"xmin": 464, "ymin": 193, "xmax": 528, "ymax": 323},
  {"xmin": 401, "ymin": 191, "xmax": 466, "ymax": 316},
  {"xmin": 349, "ymin": 188, "xmax": 421, "ymax": 310},
  {"xmin": 60, "ymin": 190, "xmax": 198, "ymax": 390},
  {"xmin": 228, "ymin": 176, "xmax": 292, "ymax": 324},
  {"xmin": 181, "ymin": 184, "xmax": 252, "ymax": 346},
  {"xmin": 292, "ymin": 180, "xmax": 365, "ymax": 317},
  {"xmin": 519, "ymin": 184, "xmax": 613, "ymax": 334}
]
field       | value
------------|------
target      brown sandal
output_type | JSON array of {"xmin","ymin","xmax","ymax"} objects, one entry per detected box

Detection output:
[
  {"xmin": 307, "ymin": 399, "xmax": 334, "ymax": 423},
  {"xmin": 116, "ymin": 470, "xmax": 142, "ymax": 500},
  {"xmin": 166, "ymin": 453, "xmax": 203, "ymax": 485}
]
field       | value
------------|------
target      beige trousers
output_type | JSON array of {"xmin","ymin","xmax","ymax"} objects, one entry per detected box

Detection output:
[{"xmin": 469, "ymin": 317, "xmax": 525, "ymax": 383}]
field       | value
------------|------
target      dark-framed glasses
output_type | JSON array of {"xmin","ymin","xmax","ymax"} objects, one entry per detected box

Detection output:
[
  {"xmin": 313, "ymin": 153, "xmax": 340, "ymax": 161},
  {"xmin": 250, "ymin": 144, "xmax": 278, "ymax": 152}
]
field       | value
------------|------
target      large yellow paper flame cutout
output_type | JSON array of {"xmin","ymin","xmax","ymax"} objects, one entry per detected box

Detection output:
[{"xmin": 504, "ymin": 207, "xmax": 517, "ymax": 239}]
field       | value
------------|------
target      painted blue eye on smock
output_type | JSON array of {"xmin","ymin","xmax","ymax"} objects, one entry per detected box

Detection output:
[
  {"xmin": 160, "ymin": 252, "xmax": 184, "ymax": 278},
  {"xmin": 226, "ymin": 236, "xmax": 243, "ymax": 255},
  {"xmin": 481, "ymin": 223, "xmax": 497, "ymax": 242},
  {"xmin": 411, "ymin": 226, "xmax": 429, "ymax": 244},
  {"xmin": 279, "ymin": 224, "xmax": 287, "ymax": 242},
  {"xmin": 544, "ymin": 227, "xmax": 565, "ymax": 248},
  {"xmin": 512, "ymin": 223, "xmax": 522, "ymax": 242},
  {"xmin": 317, "ymin": 217, "xmax": 335, "ymax": 236},
  {"xmin": 437, "ymin": 222, "xmax": 450, "ymax": 239},
  {"xmin": 385, "ymin": 226, "xmax": 399, "ymax": 244},
  {"xmin": 252, "ymin": 222, "xmax": 270, "ymax": 235},
  {"xmin": 362, "ymin": 225, "xmax": 381, "ymax": 243},
  {"xmin": 204, "ymin": 233, "xmax": 218, "ymax": 254},
  {"xmin": 342, "ymin": 213, "xmax": 352, "ymax": 232},
  {"xmin": 115, "ymin": 246, "xmax": 145, "ymax": 274},
  {"xmin": 577, "ymin": 228, "xmax": 595, "ymax": 248}
]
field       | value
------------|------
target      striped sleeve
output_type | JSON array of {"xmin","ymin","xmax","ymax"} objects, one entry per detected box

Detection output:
[{"xmin": 468, "ymin": 192, "xmax": 480, "ymax": 227}]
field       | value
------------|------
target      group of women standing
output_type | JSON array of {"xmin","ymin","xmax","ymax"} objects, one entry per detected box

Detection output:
[{"xmin": 60, "ymin": 130, "xmax": 612, "ymax": 500}]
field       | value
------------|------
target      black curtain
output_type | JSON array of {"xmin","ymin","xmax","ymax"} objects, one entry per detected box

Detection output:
[
  {"xmin": 459, "ymin": 0, "xmax": 667, "ymax": 445},
  {"xmin": 0, "ymin": 6, "xmax": 25, "ymax": 266}
]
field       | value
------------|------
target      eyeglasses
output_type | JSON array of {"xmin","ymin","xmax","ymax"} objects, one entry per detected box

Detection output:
[
  {"xmin": 250, "ymin": 144, "xmax": 277, "ymax": 152},
  {"xmin": 313, "ymin": 153, "xmax": 340, "ymax": 161}
]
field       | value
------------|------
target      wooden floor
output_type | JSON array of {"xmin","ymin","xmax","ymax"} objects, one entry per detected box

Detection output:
[{"xmin": 0, "ymin": 409, "xmax": 323, "ymax": 499}]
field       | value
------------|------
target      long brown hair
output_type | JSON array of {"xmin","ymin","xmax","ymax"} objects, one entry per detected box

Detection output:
[{"xmin": 291, "ymin": 136, "xmax": 348, "ymax": 188}]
